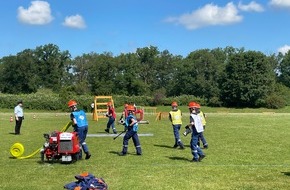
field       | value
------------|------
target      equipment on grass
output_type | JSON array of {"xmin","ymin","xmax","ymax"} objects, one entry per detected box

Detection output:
[
  {"xmin": 113, "ymin": 130, "xmax": 127, "ymax": 140},
  {"xmin": 40, "ymin": 131, "xmax": 81, "ymax": 163},
  {"xmin": 64, "ymin": 172, "xmax": 108, "ymax": 190},
  {"xmin": 9, "ymin": 122, "xmax": 72, "ymax": 160},
  {"xmin": 183, "ymin": 125, "xmax": 192, "ymax": 136}
]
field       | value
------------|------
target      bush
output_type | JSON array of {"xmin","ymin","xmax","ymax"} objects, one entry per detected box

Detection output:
[
  {"xmin": 208, "ymin": 97, "xmax": 223, "ymax": 107},
  {"xmin": 264, "ymin": 94, "xmax": 286, "ymax": 109}
]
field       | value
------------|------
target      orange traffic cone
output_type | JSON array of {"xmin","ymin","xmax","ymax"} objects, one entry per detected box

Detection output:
[{"xmin": 10, "ymin": 116, "xmax": 13, "ymax": 122}]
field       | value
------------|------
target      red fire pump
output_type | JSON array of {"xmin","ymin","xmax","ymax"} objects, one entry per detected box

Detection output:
[{"xmin": 40, "ymin": 131, "xmax": 81, "ymax": 163}]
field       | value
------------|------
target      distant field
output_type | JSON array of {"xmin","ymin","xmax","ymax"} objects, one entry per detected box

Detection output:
[{"xmin": 1, "ymin": 108, "xmax": 290, "ymax": 189}]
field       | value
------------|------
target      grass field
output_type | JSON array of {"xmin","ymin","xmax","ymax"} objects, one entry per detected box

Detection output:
[{"xmin": 1, "ymin": 108, "xmax": 290, "ymax": 190}]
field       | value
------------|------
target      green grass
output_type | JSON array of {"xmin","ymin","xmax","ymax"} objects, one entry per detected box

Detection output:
[{"xmin": 1, "ymin": 109, "xmax": 290, "ymax": 189}]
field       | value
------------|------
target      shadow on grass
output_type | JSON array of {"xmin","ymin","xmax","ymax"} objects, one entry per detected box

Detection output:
[
  {"xmin": 281, "ymin": 172, "xmax": 290, "ymax": 176},
  {"xmin": 167, "ymin": 156, "xmax": 190, "ymax": 162},
  {"xmin": 154, "ymin": 144, "xmax": 175, "ymax": 149},
  {"xmin": 109, "ymin": 151, "xmax": 139, "ymax": 156},
  {"xmin": 109, "ymin": 151, "xmax": 120, "ymax": 155}
]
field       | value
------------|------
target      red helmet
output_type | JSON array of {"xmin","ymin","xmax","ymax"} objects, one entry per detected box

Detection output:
[
  {"xmin": 107, "ymin": 102, "xmax": 112, "ymax": 106},
  {"xmin": 196, "ymin": 103, "xmax": 201, "ymax": 108},
  {"xmin": 188, "ymin": 102, "xmax": 197, "ymax": 108},
  {"xmin": 127, "ymin": 105, "xmax": 135, "ymax": 111},
  {"xmin": 68, "ymin": 100, "xmax": 77, "ymax": 107},
  {"xmin": 171, "ymin": 101, "xmax": 178, "ymax": 107}
]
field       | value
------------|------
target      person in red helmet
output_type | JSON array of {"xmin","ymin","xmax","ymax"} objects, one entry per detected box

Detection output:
[
  {"xmin": 195, "ymin": 103, "xmax": 208, "ymax": 149},
  {"xmin": 68, "ymin": 100, "xmax": 91, "ymax": 160},
  {"xmin": 119, "ymin": 104, "xmax": 142, "ymax": 156},
  {"xmin": 169, "ymin": 101, "xmax": 184, "ymax": 149},
  {"xmin": 119, "ymin": 104, "xmax": 128, "ymax": 124},
  {"xmin": 105, "ymin": 102, "xmax": 117, "ymax": 134},
  {"xmin": 187, "ymin": 101, "xmax": 205, "ymax": 162}
]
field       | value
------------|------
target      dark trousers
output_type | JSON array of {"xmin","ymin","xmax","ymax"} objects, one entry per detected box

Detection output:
[
  {"xmin": 15, "ymin": 117, "xmax": 23, "ymax": 134},
  {"xmin": 107, "ymin": 117, "xmax": 116, "ymax": 130},
  {"xmin": 122, "ymin": 130, "xmax": 142, "ymax": 154},
  {"xmin": 190, "ymin": 131, "xmax": 204, "ymax": 161},
  {"xmin": 74, "ymin": 126, "xmax": 89, "ymax": 154},
  {"xmin": 172, "ymin": 124, "xmax": 183, "ymax": 145}
]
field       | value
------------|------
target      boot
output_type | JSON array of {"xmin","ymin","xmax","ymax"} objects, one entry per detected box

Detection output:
[{"xmin": 85, "ymin": 152, "xmax": 91, "ymax": 160}]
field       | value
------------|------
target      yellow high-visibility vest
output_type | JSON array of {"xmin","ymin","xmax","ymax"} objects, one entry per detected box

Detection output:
[
  {"xmin": 169, "ymin": 110, "xmax": 182, "ymax": 125},
  {"xmin": 199, "ymin": 110, "xmax": 206, "ymax": 126}
]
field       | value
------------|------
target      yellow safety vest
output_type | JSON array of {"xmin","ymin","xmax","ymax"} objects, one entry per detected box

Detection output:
[
  {"xmin": 169, "ymin": 110, "xmax": 182, "ymax": 125},
  {"xmin": 199, "ymin": 110, "xmax": 206, "ymax": 126}
]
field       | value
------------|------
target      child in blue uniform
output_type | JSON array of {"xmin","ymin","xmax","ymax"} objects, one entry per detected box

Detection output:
[
  {"xmin": 119, "ymin": 105, "xmax": 142, "ymax": 156},
  {"xmin": 187, "ymin": 102, "xmax": 205, "ymax": 162},
  {"xmin": 68, "ymin": 100, "xmax": 91, "ymax": 160}
]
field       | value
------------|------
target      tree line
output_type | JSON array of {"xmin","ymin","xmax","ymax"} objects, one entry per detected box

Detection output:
[{"xmin": 1, "ymin": 43, "xmax": 290, "ymax": 108}]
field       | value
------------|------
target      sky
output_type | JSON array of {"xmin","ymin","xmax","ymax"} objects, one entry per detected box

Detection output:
[{"xmin": 1, "ymin": 0, "xmax": 290, "ymax": 58}]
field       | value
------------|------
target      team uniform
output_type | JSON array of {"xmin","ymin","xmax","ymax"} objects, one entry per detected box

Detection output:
[
  {"xmin": 105, "ymin": 102, "xmax": 117, "ymax": 134},
  {"xmin": 68, "ymin": 100, "xmax": 91, "ymax": 160},
  {"xmin": 169, "ymin": 102, "xmax": 184, "ymax": 149},
  {"xmin": 197, "ymin": 109, "xmax": 208, "ymax": 149},
  {"xmin": 188, "ymin": 102, "xmax": 206, "ymax": 162},
  {"xmin": 120, "ymin": 105, "xmax": 142, "ymax": 156}
]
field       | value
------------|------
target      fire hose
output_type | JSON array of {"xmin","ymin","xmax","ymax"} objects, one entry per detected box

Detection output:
[{"xmin": 9, "ymin": 121, "xmax": 72, "ymax": 159}]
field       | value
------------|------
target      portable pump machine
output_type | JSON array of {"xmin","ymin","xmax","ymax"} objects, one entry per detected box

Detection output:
[{"xmin": 41, "ymin": 131, "xmax": 81, "ymax": 163}]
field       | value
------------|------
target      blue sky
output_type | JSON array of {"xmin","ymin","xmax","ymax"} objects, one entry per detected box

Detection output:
[{"xmin": 1, "ymin": 0, "xmax": 290, "ymax": 58}]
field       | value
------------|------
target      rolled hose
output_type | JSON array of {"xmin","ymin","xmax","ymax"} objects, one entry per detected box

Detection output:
[
  {"xmin": 10, "ymin": 121, "xmax": 72, "ymax": 159},
  {"xmin": 10, "ymin": 143, "xmax": 25, "ymax": 158}
]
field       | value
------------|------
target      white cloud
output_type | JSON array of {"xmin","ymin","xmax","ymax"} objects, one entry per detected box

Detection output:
[
  {"xmin": 269, "ymin": 0, "xmax": 290, "ymax": 8},
  {"xmin": 17, "ymin": 1, "xmax": 53, "ymax": 25},
  {"xmin": 278, "ymin": 45, "xmax": 290, "ymax": 54},
  {"xmin": 238, "ymin": 1, "xmax": 264, "ymax": 12},
  {"xmin": 165, "ymin": 2, "xmax": 242, "ymax": 30},
  {"xmin": 62, "ymin": 14, "xmax": 86, "ymax": 29}
]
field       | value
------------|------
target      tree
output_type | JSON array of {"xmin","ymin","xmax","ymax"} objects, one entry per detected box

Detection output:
[
  {"xmin": 277, "ymin": 50, "xmax": 290, "ymax": 88},
  {"xmin": 220, "ymin": 50, "xmax": 275, "ymax": 107},
  {"xmin": 0, "ymin": 49, "xmax": 39, "ymax": 94},
  {"xmin": 34, "ymin": 44, "xmax": 71, "ymax": 91}
]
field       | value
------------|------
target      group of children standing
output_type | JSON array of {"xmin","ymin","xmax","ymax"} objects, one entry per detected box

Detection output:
[{"xmin": 169, "ymin": 101, "xmax": 208, "ymax": 162}]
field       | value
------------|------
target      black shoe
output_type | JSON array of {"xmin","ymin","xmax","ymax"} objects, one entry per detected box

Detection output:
[
  {"xmin": 105, "ymin": 129, "xmax": 109, "ymax": 133},
  {"xmin": 191, "ymin": 159, "xmax": 199, "ymax": 162},
  {"xmin": 173, "ymin": 144, "xmax": 178, "ymax": 148},
  {"xmin": 137, "ymin": 152, "xmax": 142, "ymax": 156},
  {"xmin": 203, "ymin": 145, "xmax": 208, "ymax": 149},
  {"xmin": 85, "ymin": 153, "xmax": 91, "ymax": 160},
  {"xmin": 113, "ymin": 130, "xmax": 117, "ymax": 134},
  {"xmin": 119, "ymin": 152, "xmax": 127, "ymax": 156},
  {"xmin": 199, "ymin": 155, "xmax": 206, "ymax": 162}
]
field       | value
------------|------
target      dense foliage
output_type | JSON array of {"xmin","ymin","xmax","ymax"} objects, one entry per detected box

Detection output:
[{"xmin": 1, "ymin": 44, "xmax": 290, "ymax": 108}]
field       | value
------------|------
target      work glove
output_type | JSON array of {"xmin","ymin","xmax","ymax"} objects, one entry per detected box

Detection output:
[
  {"xmin": 183, "ymin": 125, "xmax": 192, "ymax": 136},
  {"xmin": 118, "ymin": 119, "xmax": 125, "ymax": 125}
]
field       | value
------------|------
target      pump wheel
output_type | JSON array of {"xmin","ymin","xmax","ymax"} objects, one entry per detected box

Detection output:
[{"xmin": 10, "ymin": 143, "xmax": 25, "ymax": 158}]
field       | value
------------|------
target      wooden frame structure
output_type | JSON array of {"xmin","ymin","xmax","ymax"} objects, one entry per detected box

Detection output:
[{"xmin": 92, "ymin": 96, "xmax": 114, "ymax": 121}]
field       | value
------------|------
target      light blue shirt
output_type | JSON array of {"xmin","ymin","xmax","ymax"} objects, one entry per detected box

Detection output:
[{"xmin": 14, "ymin": 105, "xmax": 23, "ymax": 117}]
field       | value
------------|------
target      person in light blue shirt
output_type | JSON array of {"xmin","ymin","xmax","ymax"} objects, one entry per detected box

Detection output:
[
  {"xmin": 68, "ymin": 100, "xmax": 91, "ymax": 160},
  {"xmin": 14, "ymin": 100, "xmax": 24, "ymax": 135},
  {"xmin": 119, "ymin": 104, "xmax": 142, "ymax": 156}
]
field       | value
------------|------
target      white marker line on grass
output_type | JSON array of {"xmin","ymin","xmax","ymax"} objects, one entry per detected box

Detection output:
[{"xmin": 87, "ymin": 133, "xmax": 154, "ymax": 137}]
